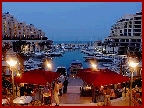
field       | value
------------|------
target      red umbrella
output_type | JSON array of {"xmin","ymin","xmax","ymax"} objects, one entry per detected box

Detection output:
[
  {"xmin": 14, "ymin": 69, "xmax": 60, "ymax": 85},
  {"xmin": 92, "ymin": 69, "xmax": 130, "ymax": 87},
  {"xmin": 14, "ymin": 72, "xmax": 48, "ymax": 85},
  {"xmin": 102, "ymin": 68, "xmax": 130, "ymax": 84},
  {"xmin": 77, "ymin": 68, "xmax": 97, "ymax": 85},
  {"xmin": 77, "ymin": 68, "xmax": 130, "ymax": 87},
  {"xmin": 35, "ymin": 70, "xmax": 60, "ymax": 84},
  {"xmin": 77, "ymin": 71, "xmax": 95, "ymax": 85},
  {"xmin": 92, "ymin": 72, "xmax": 112, "ymax": 87}
]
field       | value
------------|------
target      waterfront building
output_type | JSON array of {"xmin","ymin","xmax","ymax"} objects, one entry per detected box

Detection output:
[
  {"xmin": 2, "ymin": 12, "xmax": 45, "ymax": 40},
  {"xmin": 2, "ymin": 12, "xmax": 52, "ymax": 76},
  {"xmin": 2, "ymin": 12, "xmax": 50, "ymax": 53},
  {"xmin": 103, "ymin": 11, "xmax": 142, "ymax": 55}
]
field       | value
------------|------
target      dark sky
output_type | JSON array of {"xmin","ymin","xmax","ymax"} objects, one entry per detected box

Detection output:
[{"xmin": 2, "ymin": 2, "xmax": 142, "ymax": 41}]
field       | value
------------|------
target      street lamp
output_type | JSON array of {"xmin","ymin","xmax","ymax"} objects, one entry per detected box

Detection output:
[
  {"xmin": 46, "ymin": 62, "xmax": 52, "ymax": 71},
  {"xmin": 91, "ymin": 63, "xmax": 97, "ymax": 71},
  {"xmin": 128, "ymin": 59, "xmax": 139, "ymax": 106},
  {"xmin": 17, "ymin": 73, "xmax": 21, "ymax": 76},
  {"xmin": 6, "ymin": 59, "xmax": 17, "ymax": 98},
  {"xmin": 41, "ymin": 36, "xmax": 42, "ymax": 42}
]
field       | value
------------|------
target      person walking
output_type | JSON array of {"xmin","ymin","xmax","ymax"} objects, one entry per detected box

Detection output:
[
  {"xmin": 42, "ymin": 84, "xmax": 51, "ymax": 106},
  {"xmin": 32, "ymin": 85, "xmax": 42, "ymax": 101},
  {"xmin": 94, "ymin": 87, "xmax": 100, "ymax": 103},
  {"xmin": 19, "ymin": 84, "xmax": 25, "ymax": 96},
  {"xmin": 63, "ymin": 78, "xmax": 68, "ymax": 93},
  {"xmin": 104, "ymin": 86, "xmax": 111, "ymax": 106},
  {"xmin": 58, "ymin": 81, "xmax": 63, "ymax": 96},
  {"xmin": 54, "ymin": 80, "xmax": 60, "ymax": 106}
]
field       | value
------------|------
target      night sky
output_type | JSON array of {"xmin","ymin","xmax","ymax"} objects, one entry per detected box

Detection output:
[{"xmin": 2, "ymin": 2, "xmax": 142, "ymax": 41}]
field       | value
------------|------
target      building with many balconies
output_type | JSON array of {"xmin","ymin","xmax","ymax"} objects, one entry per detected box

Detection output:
[
  {"xmin": 103, "ymin": 10, "xmax": 142, "ymax": 55},
  {"xmin": 2, "ymin": 12, "xmax": 51, "ymax": 53},
  {"xmin": 2, "ymin": 12, "xmax": 46, "ymax": 40}
]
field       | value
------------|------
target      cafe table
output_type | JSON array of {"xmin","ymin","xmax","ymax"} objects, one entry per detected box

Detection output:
[{"xmin": 13, "ymin": 96, "xmax": 32, "ymax": 105}]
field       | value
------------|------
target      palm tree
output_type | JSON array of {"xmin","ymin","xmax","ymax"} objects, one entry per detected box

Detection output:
[
  {"xmin": 109, "ymin": 40, "xmax": 115, "ymax": 54},
  {"xmin": 46, "ymin": 40, "xmax": 53, "ymax": 50},
  {"xmin": 13, "ymin": 40, "xmax": 28, "ymax": 73},
  {"xmin": 13, "ymin": 40, "xmax": 27, "ymax": 53},
  {"xmin": 2, "ymin": 43, "xmax": 12, "ymax": 61},
  {"xmin": 15, "ymin": 53, "xmax": 26, "ymax": 74},
  {"xmin": 38, "ymin": 41, "xmax": 47, "ymax": 51},
  {"xmin": 102, "ymin": 40, "xmax": 109, "ymax": 54}
]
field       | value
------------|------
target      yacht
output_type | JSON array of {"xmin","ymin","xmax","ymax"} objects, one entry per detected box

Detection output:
[
  {"xmin": 69, "ymin": 60, "xmax": 83, "ymax": 78},
  {"xmin": 56, "ymin": 66, "xmax": 67, "ymax": 77}
]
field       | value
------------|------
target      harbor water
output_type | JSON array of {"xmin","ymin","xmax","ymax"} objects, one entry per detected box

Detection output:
[
  {"xmin": 48, "ymin": 41, "xmax": 92, "ymax": 71},
  {"xmin": 52, "ymin": 49, "xmax": 90, "ymax": 72}
]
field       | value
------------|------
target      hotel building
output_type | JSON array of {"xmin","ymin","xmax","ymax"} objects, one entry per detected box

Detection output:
[
  {"xmin": 2, "ymin": 12, "xmax": 48, "ymax": 53},
  {"xmin": 103, "ymin": 10, "xmax": 142, "ymax": 55},
  {"xmin": 2, "ymin": 12, "xmax": 46, "ymax": 40}
]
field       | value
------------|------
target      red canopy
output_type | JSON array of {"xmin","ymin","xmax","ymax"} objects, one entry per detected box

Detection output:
[
  {"xmin": 77, "ymin": 70, "xmax": 96, "ymax": 85},
  {"xmin": 77, "ymin": 68, "xmax": 100, "ymax": 85},
  {"xmin": 77, "ymin": 68, "xmax": 130, "ymax": 87},
  {"xmin": 14, "ymin": 72, "xmax": 48, "ymax": 85},
  {"xmin": 102, "ymin": 68, "xmax": 130, "ymax": 84},
  {"xmin": 35, "ymin": 69, "xmax": 60, "ymax": 83},
  {"xmin": 14, "ymin": 69, "xmax": 60, "ymax": 85}
]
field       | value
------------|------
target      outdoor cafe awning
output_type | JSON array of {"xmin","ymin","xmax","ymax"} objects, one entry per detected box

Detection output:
[
  {"xmin": 77, "ymin": 68, "xmax": 130, "ymax": 87},
  {"xmin": 14, "ymin": 69, "xmax": 60, "ymax": 85}
]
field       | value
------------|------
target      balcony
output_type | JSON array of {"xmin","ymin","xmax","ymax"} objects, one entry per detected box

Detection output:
[
  {"xmin": 136, "ymin": 11, "xmax": 142, "ymax": 15},
  {"xmin": 128, "ymin": 29, "xmax": 131, "ymax": 33},
  {"xmin": 114, "ymin": 39, "xmax": 119, "ymax": 42},
  {"xmin": 128, "ymin": 47, "xmax": 135, "ymax": 51},
  {"xmin": 2, "ymin": 36, "xmax": 48, "ymax": 40},
  {"xmin": 134, "ymin": 21, "xmax": 141, "ymax": 25},
  {"xmin": 120, "ymin": 39, "xmax": 125, "ymax": 42},
  {"xmin": 120, "ymin": 34, "xmax": 123, "ymax": 36},
  {"xmin": 133, "ymin": 29, "xmax": 141, "ymax": 33},
  {"xmin": 137, "ymin": 39, "xmax": 141, "ymax": 42},
  {"xmin": 135, "ymin": 44, "xmax": 140, "ymax": 47},
  {"xmin": 130, "ymin": 39, "xmax": 136, "ymax": 42},
  {"xmin": 119, "ymin": 43, "xmax": 128, "ymax": 46},
  {"xmin": 133, "ymin": 33, "xmax": 141, "ymax": 36},
  {"xmin": 134, "ymin": 17, "xmax": 142, "ymax": 20},
  {"xmin": 134, "ymin": 48, "xmax": 140, "ymax": 52},
  {"xmin": 134, "ymin": 25, "xmax": 141, "ymax": 29}
]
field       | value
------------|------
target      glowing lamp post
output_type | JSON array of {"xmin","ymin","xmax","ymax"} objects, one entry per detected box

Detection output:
[
  {"xmin": 47, "ymin": 62, "xmax": 52, "ymax": 71},
  {"xmin": 41, "ymin": 36, "xmax": 42, "ymax": 42},
  {"xmin": 6, "ymin": 59, "xmax": 17, "ymax": 97},
  {"xmin": 128, "ymin": 59, "xmax": 139, "ymax": 106},
  {"xmin": 17, "ymin": 73, "xmax": 21, "ymax": 76},
  {"xmin": 91, "ymin": 63, "xmax": 97, "ymax": 71}
]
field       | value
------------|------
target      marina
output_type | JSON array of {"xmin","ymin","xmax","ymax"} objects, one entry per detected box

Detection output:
[
  {"xmin": 2, "ymin": 2, "xmax": 142, "ymax": 106},
  {"xmin": 16, "ymin": 41, "xmax": 141, "ymax": 79}
]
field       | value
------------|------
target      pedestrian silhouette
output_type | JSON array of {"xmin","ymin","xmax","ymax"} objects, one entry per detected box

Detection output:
[{"xmin": 63, "ymin": 78, "xmax": 68, "ymax": 93}]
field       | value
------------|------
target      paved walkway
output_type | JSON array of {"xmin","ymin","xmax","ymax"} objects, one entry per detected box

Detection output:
[
  {"xmin": 52, "ymin": 97, "xmax": 129, "ymax": 106},
  {"xmin": 52, "ymin": 77, "xmax": 130, "ymax": 106}
]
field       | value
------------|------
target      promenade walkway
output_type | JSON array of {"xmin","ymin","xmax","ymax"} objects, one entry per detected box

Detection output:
[{"xmin": 52, "ymin": 77, "xmax": 130, "ymax": 106}]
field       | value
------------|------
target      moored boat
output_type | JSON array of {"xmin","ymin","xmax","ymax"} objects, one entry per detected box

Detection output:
[
  {"xmin": 56, "ymin": 66, "xmax": 67, "ymax": 77},
  {"xmin": 69, "ymin": 60, "xmax": 83, "ymax": 78}
]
